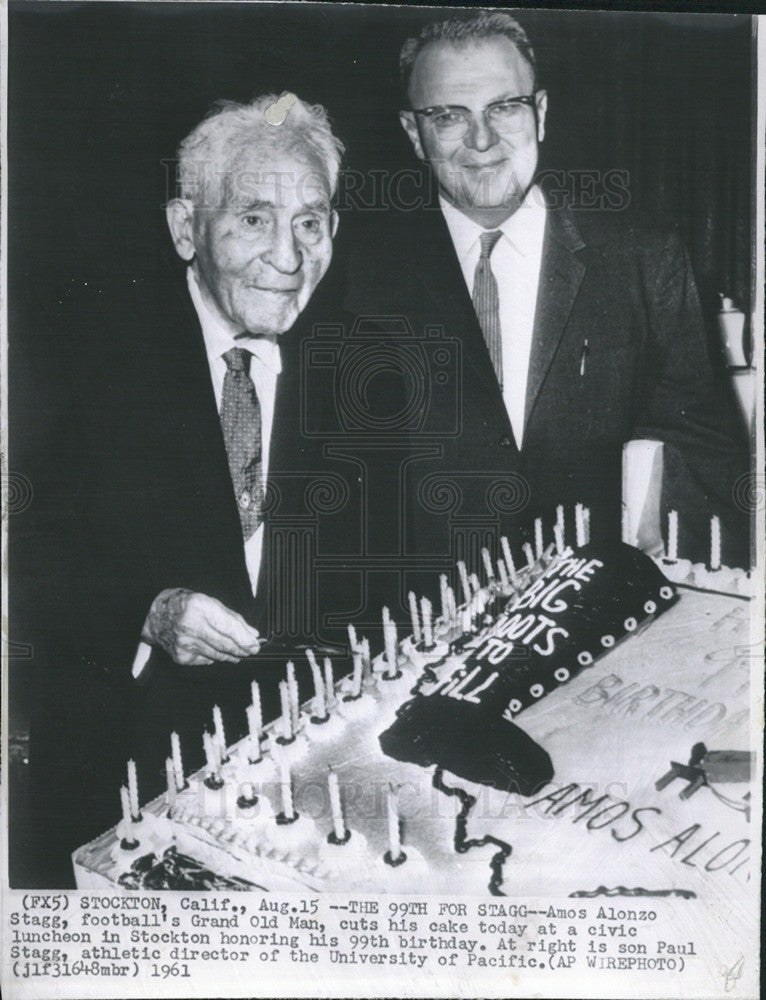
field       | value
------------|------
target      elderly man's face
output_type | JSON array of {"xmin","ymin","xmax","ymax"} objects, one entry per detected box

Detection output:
[
  {"xmin": 401, "ymin": 36, "xmax": 546, "ymax": 225},
  {"xmin": 172, "ymin": 146, "xmax": 336, "ymax": 336}
]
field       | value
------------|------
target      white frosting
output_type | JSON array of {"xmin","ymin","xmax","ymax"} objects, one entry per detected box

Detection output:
[
  {"xmin": 264, "ymin": 812, "xmax": 320, "ymax": 853},
  {"xmin": 304, "ymin": 713, "xmax": 346, "ymax": 743},
  {"xmin": 655, "ymin": 556, "xmax": 752, "ymax": 597},
  {"xmin": 336, "ymin": 692, "xmax": 378, "ymax": 720},
  {"xmin": 318, "ymin": 830, "xmax": 371, "ymax": 874}
]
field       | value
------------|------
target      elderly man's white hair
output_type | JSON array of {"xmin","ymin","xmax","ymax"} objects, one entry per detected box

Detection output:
[{"xmin": 177, "ymin": 92, "xmax": 345, "ymax": 206}]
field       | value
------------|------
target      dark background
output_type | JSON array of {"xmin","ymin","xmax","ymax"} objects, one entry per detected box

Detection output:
[
  {"xmin": 6, "ymin": 2, "xmax": 755, "ymax": 885},
  {"xmin": 9, "ymin": 2, "xmax": 753, "ymax": 316}
]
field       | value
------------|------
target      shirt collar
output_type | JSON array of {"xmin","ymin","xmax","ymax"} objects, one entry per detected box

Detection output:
[
  {"xmin": 186, "ymin": 266, "xmax": 282, "ymax": 376},
  {"xmin": 439, "ymin": 183, "xmax": 547, "ymax": 264}
]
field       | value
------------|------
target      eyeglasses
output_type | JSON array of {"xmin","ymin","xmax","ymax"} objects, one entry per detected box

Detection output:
[{"xmin": 412, "ymin": 94, "xmax": 539, "ymax": 141}]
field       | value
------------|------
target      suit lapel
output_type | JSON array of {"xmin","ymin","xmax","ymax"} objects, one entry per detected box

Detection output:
[
  {"xmin": 158, "ymin": 276, "xmax": 255, "ymax": 607},
  {"xmin": 165, "ymin": 278, "xmax": 239, "ymax": 501},
  {"xmin": 524, "ymin": 207, "xmax": 586, "ymax": 429},
  {"xmin": 409, "ymin": 208, "xmax": 480, "ymax": 333},
  {"xmin": 407, "ymin": 207, "xmax": 516, "ymax": 442}
]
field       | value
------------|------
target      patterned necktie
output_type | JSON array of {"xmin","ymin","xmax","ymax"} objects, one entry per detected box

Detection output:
[
  {"xmin": 220, "ymin": 347, "xmax": 263, "ymax": 540},
  {"xmin": 472, "ymin": 229, "xmax": 503, "ymax": 388}
]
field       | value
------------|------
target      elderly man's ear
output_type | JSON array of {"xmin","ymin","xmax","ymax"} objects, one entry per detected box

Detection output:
[{"xmin": 166, "ymin": 199, "xmax": 196, "ymax": 262}]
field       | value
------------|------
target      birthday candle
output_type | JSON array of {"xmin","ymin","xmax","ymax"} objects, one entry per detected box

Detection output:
[
  {"xmin": 324, "ymin": 658, "xmax": 335, "ymax": 709},
  {"xmin": 553, "ymin": 523, "xmax": 565, "ymax": 556},
  {"xmin": 556, "ymin": 504, "xmax": 565, "ymax": 538},
  {"xmin": 307, "ymin": 649, "xmax": 324, "ymax": 701},
  {"xmin": 279, "ymin": 752, "xmax": 295, "ymax": 820},
  {"xmin": 668, "ymin": 510, "xmax": 679, "ymax": 561},
  {"xmin": 279, "ymin": 681, "xmax": 293, "ymax": 740},
  {"xmin": 446, "ymin": 585, "xmax": 457, "ymax": 624},
  {"xmin": 500, "ymin": 536, "xmax": 518, "ymax": 584},
  {"xmin": 165, "ymin": 758, "xmax": 177, "ymax": 809},
  {"xmin": 351, "ymin": 650, "xmax": 363, "ymax": 697},
  {"xmin": 382, "ymin": 608, "xmax": 398, "ymax": 677},
  {"xmin": 126, "ymin": 759, "xmax": 140, "ymax": 821},
  {"xmin": 469, "ymin": 572, "xmax": 481, "ymax": 596},
  {"xmin": 496, "ymin": 558, "xmax": 510, "ymax": 593},
  {"xmin": 244, "ymin": 705, "xmax": 262, "ymax": 763},
  {"xmin": 250, "ymin": 680, "xmax": 263, "ymax": 734},
  {"xmin": 359, "ymin": 640, "xmax": 371, "ymax": 682},
  {"xmin": 420, "ymin": 596, "xmax": 434, "ymax": 649},
  {"xmin": 246, "ymin": 702, "xmax": 261, "ymax": 743},
  {"xmin": 476, "ymin": 590, "xmax": 487, "ymax": 619},
  {"xmin": 119, "ymin": 786, "xmax": 136, "ymax": 845},
  {"xmin": 327, "ymin": 770, "xmax": 346, "ymax": 842},
  {"xmin": 583, "ymin": 505, "xmax": 591, "ymax": 545},
  {"xmin": 212, "ymin": 705, "xmax": 226, "ymax": 757},
  {"xmin": 456, "ymin": 560, "xmax": 472, "ymax": 604},
  {"xmin": 120, "ymin": 785, "xmax": 132, "ymax": 826},
  {"xmin": 462, "ymin": 604, "xmax": 472, "ymax": 634},
  {"xmin": 408, "ymin": 591, "xmax": 422, "ymax": 644},
  {"xmin": 439, "ymin": 574, "xmax": 449, "ymax": 619},
  {"xmin": 522, "ymin": 542, "xmax": 535, "ymax": 568},
  {"xmin": 347, "ymin": 622, "xmax": 358, "ymax": 653},
  {"xmin": 203, "ymin": 731, "xmax": 217, "ymax": 773},
  {"xmin": 386, "ymin": 786, "xmax": 402, "ymax": 861},
  {"xmin": 314, "ymin": 676, "xmax": 328, "ymax": 719},
  {"xmin": 575, "ymin": 503, "xmax": 586, "ymax": 548},
  {"xmin": 534, "ymin": 518, "xmax": 544, "ymax": 559},
  {"xmin": 481, "ymin": 547, "xmax": 495, "ymax": 582},
  {"xmin": 710, "ymin": 516, "xmax": 721, "ymax": 571},
  {"xmin": 170, "ymin": 731, "xmax": 183, "ymax": 791},
  {"xmin": 286, "ymin": 661, "xmax": 300, "ymax": 731}
]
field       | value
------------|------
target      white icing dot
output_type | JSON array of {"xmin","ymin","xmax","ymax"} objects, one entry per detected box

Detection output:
[
  {"xmin": 508, "ymin": 699, "xmax": 523, "ymax": 714},
  {"xmin": 624, "ymin": 617, "xmax": 637, "ymax": 631},
  {"xmin": 659, "ymin": 586, "xmax": 674, "ymax": 601},
  {"xmin": 554, "ymin": 667, "xmax": 569, "ymax": 682},
  {"xmin": 601, "ymin": 634, "xmax": 615, "ymax": 648},
  {"xmin": 644, "ymin": 600, "xmax": 657, "ymax": 614},
  {"xmin": 530, "ymin": 683, "xmax": 544, "ymax": 698},
  {"xmin": 577, "ymin": 651, "xmax": 593, "ymax": 666}
]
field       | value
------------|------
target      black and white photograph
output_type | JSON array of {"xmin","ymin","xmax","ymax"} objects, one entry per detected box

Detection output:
[{"xmin": 2, "ymin": 2, "xmax": 763, "ymax": 998}]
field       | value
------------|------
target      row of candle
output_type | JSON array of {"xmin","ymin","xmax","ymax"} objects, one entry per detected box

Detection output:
[
  {"xmin": 128, "ymin": 508, "xmax": 592, "ymax": 813},
  {"xmin": 407, "ymin": 511, "xmax": 581, "ymax": 643},
  {"xmin": 665, "ymin": 511, "xmax": 722, "ymax": 570},
  {"xmin": 120, "ymin": 506, "xmax": 596, "ymax": 857},
  {"xmin": 120, "ymin": 754, "xmax": 406, "ymax": 863}
]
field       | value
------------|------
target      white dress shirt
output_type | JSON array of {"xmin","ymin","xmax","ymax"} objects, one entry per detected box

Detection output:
[
  {"xmin": 440, "ymin": 185, "xmax": 547, "ymax": 447},
  {"xmin": 186, "ymin": 266, "xmax": 282, "ymax": 596}
]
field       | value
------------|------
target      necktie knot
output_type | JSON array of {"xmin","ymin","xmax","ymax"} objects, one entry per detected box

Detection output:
[
  {"xmin": 479, "ymin": 229, "xmax": 502, "ymax": 259},
  {"xmin": 223, "ymin": 346, "xmax": 252, "ymax": 375}
]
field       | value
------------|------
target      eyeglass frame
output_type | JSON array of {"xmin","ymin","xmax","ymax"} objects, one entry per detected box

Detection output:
[{"xmin": 409, "ymin": 93, "xmax": 543, "ymax": 138}]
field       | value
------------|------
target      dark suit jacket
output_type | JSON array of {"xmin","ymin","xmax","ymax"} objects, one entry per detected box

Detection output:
[
  {"xmin": 343, "ymin": 200, "xmax": 750, "ymax": 595},
  {"xmin": 14, "ymin": 265, "xmax": 408, "ymax": 884}
]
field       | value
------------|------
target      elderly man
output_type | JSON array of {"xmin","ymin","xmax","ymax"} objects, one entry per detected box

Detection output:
[
  {"xmin": 142, "ymin": 94, "xmax": 342, "ymax": 667},
  {"xmin": 21, "ymin": 94, "xmax": 370, "ymax": 884},
  {"xmin": 345, "ymin": 10, "xmax": 749, "ymax": 581}
]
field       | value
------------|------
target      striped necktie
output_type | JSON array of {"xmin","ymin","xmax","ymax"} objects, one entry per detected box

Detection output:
[
  {"xmin": 220, "ymin": 347, "xmax": 263, "ymax": 540},
  {"xmin": 472, "ymin": 229, "xmax": 503, "ymax": 388}
]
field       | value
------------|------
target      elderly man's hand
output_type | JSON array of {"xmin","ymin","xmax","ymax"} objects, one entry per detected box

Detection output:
[{"xmin": 141, "ymin": 588, "xmax": 262, "ymax": 665}]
